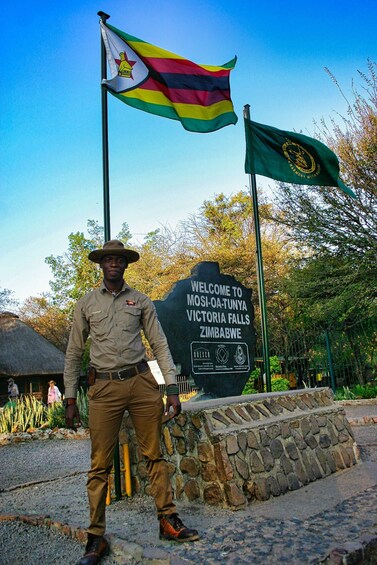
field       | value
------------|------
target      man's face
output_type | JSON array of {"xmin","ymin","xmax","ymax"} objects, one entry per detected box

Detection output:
[{"xmin": 100, "ymin": 255, "xmax": 127, "ymax": 284}]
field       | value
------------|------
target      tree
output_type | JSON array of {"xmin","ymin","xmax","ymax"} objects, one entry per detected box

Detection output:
[
  {"xmin": 0, "ymin": 287, "xmax": 18, "ymax": 311},
  {"xmin": 182, "ymin": 191, "xmax": 299, "ymax": 356},
  {"xmin": 271, "ymin": 62, "xmax": 377, "ymax": 321},
  {"xmin": 19, "ymin": 295, "xmax": 71, "ymax": 351},
  {"xmin": 19, "ymin": 220, "xmax": 132, "ymax": 351},
  {"xmin": 45, "ymin": 220, "xmax": 131, "ymax": 311},
  {"xmin": 125, "ymin": 226, "xmax": 191, "ymax": 300},
  {"xmin": 269, "ymin": 61, "xmax": 377, "ymax": 383}
]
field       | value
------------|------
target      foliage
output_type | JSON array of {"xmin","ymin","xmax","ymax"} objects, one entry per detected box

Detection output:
[
  {"xmin": 0, "ymin": 388, "xmax": 90, "ymax": 433},
  {"xmin": 18, "ymin": 295, "xmax": 71, "ymax": 351},
  {"xmin": 46, "ymin": 401, "xmax": 66, "ymax": 428},
  {"xmin": 45, "ymin": 220, "xmax": 131, "ymax": 312},
  {"xmin": 334, "ymin": 386, "xmax": 356, "ymax": 400},
  {"xmin": 352, "ymin": 383, "xmax": 377, "ymax": 399},
  {"xmin": 19, "ymin": 221, "xmax": 130, "ymax": 355},
  {"xmin": 242, "ymin": 376, "xmax": 290, "ymax": 394},
  {"xmin": 0, "ymin": 396, "xmax": 46, "ymax": 433},
  {"xmin": 269, "ymin": 356, "xmax": 281, "ymax": 375},
  {"xmin": 44, "ymin": 220, "xmax": 103, "ymax": 310},
  {"xmin": 271, "ymin": 377, "xmax": 290, "ymax": 392},
  {"xmin": 270, "ymin": 61, "xmax": 377, "ymax": 329},
  {"xmin": 44, "ymin": 388, "xmax": 89, "ymax": 429},
  {"xmin": 125, "ymin": 226, "xmax": 192, "ymax": 300},
  {"xmin": 266, "ymin": 62, "xmax": 377, "ymax": 384},
  {"xmin": 182, "ymin": 191, "xmax": 295, "ymax": 293},
  {"xmin": 0, "ymin": 287, "xmax": 18, "ymax": 311},
  {"xmin": 334, "ymin": 384, "xmax": 377, "ymax": 400},
  {"xmin": 181, "ymin": 191, "xmax": 300, "ymax": 358},
  {"xmin": 242, "ymin": 356, "xmax": 286, "ymax": 394},
  {"xmin": 242, "ymin": 379, "xmax": 258, "ymax": 395},
  {"xmin": 77, "ymin": 388, "xmax": 89, "ymax": 428}
]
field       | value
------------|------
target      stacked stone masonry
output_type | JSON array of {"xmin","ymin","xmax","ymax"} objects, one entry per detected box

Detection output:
[{"xmin": 120, "ymin": 388, "xmax": 359, "ymax": 509}]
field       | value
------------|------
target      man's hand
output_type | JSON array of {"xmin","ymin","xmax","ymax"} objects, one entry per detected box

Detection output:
[
  {"xmin": 65, "ymin": 400, "xmax": 81, "ymax": 430},
  {"xmin": 163, "ymin": 394, "xmax": 181, "ymax": 422}
]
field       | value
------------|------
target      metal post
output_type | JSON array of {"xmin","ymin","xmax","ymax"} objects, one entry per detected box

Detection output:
[
  {"xmin": 98, "ymin": 11, "xmax": 111, "ymax": 242},
  {"xmin": 324, "ymin": 330, "xmax": 336, "ymax": 393},
  {"xmin": 243, "ymin": 105, "xmax": 271, "ymax": 392},
  {"xmin": 98, "ymin": 11, "xmax": 121, "ymax": 501}
]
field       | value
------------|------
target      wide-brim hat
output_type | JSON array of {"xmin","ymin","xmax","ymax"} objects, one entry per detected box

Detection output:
[
  {"xmin": 7, "ymin": 378, "xmax": 14, "ymax": 383},
  {"xmin": 88, "ymin": 240, "xmax": 140, "ymax": 264}
]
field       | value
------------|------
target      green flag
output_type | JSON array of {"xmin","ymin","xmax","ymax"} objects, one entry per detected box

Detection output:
[{"xmin": 244, "ymin": 118, "xmax": 356, "ymax": 198}]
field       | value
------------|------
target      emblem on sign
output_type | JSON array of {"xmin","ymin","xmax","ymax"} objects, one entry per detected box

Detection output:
[
  {"xmin": 234, "ymin": 344, "xmax": 246, "ymax": 366},
  {"xmin": 216, "ymin": 345, "xmax": 229, "ymax": 365}
]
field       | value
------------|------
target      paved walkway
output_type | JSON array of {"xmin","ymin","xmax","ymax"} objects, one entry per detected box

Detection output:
[{"xmin": 0, "ymin": 402, "xmax": 376, "ymax": 564}]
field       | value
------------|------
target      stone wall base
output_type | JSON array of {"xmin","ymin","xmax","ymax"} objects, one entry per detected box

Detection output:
[{"xmin": 118, "ymin": 388, "xmax": 358, "ymax": 509}]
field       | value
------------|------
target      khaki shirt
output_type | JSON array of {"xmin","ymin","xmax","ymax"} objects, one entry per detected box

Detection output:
[{"xmin": 64, "ymin": 281, "xmax": 176, "ymax": 398}]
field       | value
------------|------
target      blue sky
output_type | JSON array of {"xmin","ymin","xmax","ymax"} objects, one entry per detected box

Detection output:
[{"xmin": 1, "ymin": 0, "xmax": 376, "ymax": 303}]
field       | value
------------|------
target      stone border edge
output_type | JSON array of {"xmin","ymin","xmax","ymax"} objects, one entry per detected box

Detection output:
[
  {"xmin": 1, "ymin": 513, "xmax": 376, "ymax": 564},
  {"xmin": 0, "ymin": 513, "xmax": 171, "ymax": 564},
  {"xmin": 319, "ymin": 527, "xmax": 377, "ymax": 564}
]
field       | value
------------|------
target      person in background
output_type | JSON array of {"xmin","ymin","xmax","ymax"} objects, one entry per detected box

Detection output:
[
  {"xmin": 7, "ymin": 378, "xmax": 19, "ymax": 401},
  {"xmin": 47, "ymin": 380, "xmax": 62, "ymax": 406},
  {"xmin": 63, "ymin": 240, "xmax": 199, "ymax": 565}
]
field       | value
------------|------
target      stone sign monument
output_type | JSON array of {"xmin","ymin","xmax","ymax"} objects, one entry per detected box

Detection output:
[{"xmin": 154, "ymin": 262, "xmax": 255, "ymax": 398}]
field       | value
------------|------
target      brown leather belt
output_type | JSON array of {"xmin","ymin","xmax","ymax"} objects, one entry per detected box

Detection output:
[{"xmin": 96, "ymin": 361, "xmax": 149, "ymax": 381}]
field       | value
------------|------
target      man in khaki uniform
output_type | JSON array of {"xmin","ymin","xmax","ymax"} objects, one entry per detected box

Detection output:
[{"xmin": 64, "ymin": 240, "xmax": 198, "ymax": 565}]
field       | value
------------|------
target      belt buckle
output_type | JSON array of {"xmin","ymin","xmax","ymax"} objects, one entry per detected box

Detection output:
[{"xmin": 117, "ymin": 370, "xmax": 126, "ymax": 381}]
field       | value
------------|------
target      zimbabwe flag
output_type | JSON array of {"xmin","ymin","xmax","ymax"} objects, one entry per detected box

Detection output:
[{"xmin": 100, "ymin": 21, "xmax": 238, "ymax": 133}]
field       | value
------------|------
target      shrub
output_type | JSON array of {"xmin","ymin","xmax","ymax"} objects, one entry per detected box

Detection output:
[
  {"xmin": 334, "ymin": 386, "xmax": 356, "ymax": 400},
  {"xmin": 242, "ymin": 381, "xmax": 258, "ymax": 395},
  {"xmin": 334, "ymin": 384, "xmax": 377, "ymax": 400},
  {"xmin": 242, "ymin": 362, "xmax": 289, "ymax": 395},
  {"xmin": 352, "ymin": 384, "xmax": 377, "ymax": 399},
  {"xmin": 0, "ymin": 387, "xmax": 91, "ymax": 434},
  {"xmin": 46, "ymin": 402, "xmax": 66, "ymax": 428},
  {"xmin": 77, "ymin": 388, "xmax": 89, "ymax": 427},
  {"xmin": 271, "ymin": 377, "xmax": 290, "ymax": 392},
  {"xmin": 0, "ymin": 396, "xmax": 47, "ymax": 433},
  {"xmin": 47, "ymin": 388, "xmax": 89, "ymax": 429}
]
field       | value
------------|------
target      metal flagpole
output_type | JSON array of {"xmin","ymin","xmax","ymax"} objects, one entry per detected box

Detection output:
[
  {"xmin": 243, "ymin": 105, "xmax": 272, "ymax": 393},
  {"xmin": 98, "ymin": 11, "xmax": 122, "ymax": 501},
  {"xmin": 98, "ymin": 11, "xmax": 111, "ymax": 242}
]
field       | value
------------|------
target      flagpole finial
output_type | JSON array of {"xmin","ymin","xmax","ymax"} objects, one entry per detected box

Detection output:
[
  {"xmin": 98, "ymin": 11, "xmax": 110, "ymax": 21},
  {"xmin": 243, "ymin": 105, "xmax": 251, "ymax": 120}
]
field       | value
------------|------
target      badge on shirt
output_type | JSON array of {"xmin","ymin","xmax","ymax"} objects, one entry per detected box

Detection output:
[{"xmin": 126, "ymin": 300, "xmax": 137, "ymax": 306}]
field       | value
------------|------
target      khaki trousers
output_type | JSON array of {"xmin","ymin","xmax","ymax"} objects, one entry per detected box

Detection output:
[{"xmin": 86, "ymin": 367, "xmax": 176, "ymax": 536}]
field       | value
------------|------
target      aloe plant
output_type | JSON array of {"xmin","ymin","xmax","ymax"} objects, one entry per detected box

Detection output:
[{"xmin": 0, "ymin": 396, "xmax": 47, "ymax": 433}]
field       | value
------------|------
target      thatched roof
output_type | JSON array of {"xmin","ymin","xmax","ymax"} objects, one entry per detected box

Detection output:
[{"xmin": 0, "ymin": 312, "xmax": 65, "ymax": 377}]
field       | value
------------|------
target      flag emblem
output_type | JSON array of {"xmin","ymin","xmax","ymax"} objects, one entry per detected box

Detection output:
[
  {"xmin": 101, "ymin": 23, "xmax": 149, "ymax": 92},
  {"xmin": 117, "ymin": 52, "xmax": 136, "ymax": 78},
  {"xmin": 282, "ymin": 140, "xmax": 320, "ymax": 179}
]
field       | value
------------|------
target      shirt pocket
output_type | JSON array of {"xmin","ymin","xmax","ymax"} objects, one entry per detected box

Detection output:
[
  {"xmin": 88, "ymin": 310, "xmax": 108, "ymax": 339},
  {"xmin": 121, "ymin": 305, "xmax": 141, "ymax": 333}
]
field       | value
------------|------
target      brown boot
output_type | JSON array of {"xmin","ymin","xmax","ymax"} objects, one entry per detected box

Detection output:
[
  {"xmin": 159, "ymin": 513, "xmax": 199, "ymax": 542},
  {"xmin": 78, "ymin": 534, "xmax": 109, "ymax": 565}
]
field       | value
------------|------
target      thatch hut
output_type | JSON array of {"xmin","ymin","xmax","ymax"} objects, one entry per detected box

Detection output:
[{"xmin": 0, "ymin": 312, "xmax": 65, "ymax": 405}]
